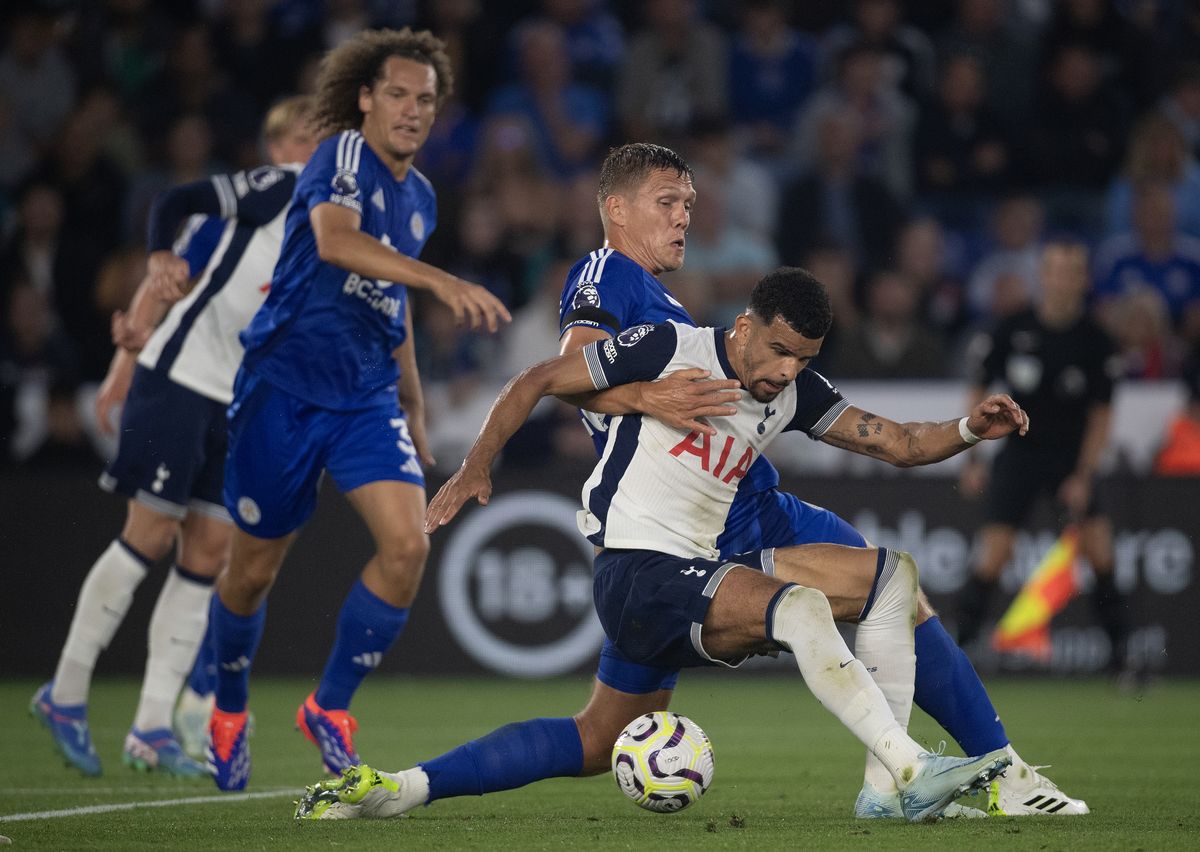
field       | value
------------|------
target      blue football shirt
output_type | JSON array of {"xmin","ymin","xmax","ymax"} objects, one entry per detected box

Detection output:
[
  {"xmin": 240, "ymin": 130, "xmax": 437, "ymax": 410},
  {"xmin": 558, "ymin": 246, "xmax": 781, "ymax": 495}
]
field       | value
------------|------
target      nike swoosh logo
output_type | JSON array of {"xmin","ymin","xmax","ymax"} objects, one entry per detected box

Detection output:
[{"xmin": 839, "ymin": 660, "xmax": 854, "ymax": 668}]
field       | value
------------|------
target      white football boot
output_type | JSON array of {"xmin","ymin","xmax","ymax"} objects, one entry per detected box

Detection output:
[
  {"xmin": 174, "ymin": 687, "xmax": 215, "ymax": 759},
  {"xmin": 295, "ymin": 764, "xmax": 428, "ymax": 820},
  {"xmin": 855, "ymin": 781, "xmax": 987, "ymax": 819},
  {"xmin": 988, "ymin": 749, "xmax": 1089, "ymax": 816}
]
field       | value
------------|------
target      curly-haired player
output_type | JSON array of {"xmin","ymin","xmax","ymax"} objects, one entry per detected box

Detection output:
[{"xmin": 205, "ymin": 28, "xmax": 510, "ymax": 791}]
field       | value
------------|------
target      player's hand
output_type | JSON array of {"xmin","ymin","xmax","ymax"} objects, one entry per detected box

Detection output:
[
  {"xmin": 146, "ymin": 251, "xmax": 191, "ymax": 302},
  {"xmin": 425, "ymin": 461, "xmax": 492, "ymax": 532},
  {"xmin": 964, "ymin": 393, "xmax": 1030, "ymax": 440},
  {"xmin": 1058, "ymin": 472, "xmax": 1091, "ymax": 519},
  {"xmin": 111, "ymin": 310, "xmax": 153, "ymax": 353},
  {"xmin": 146, "ymin": 271, "xmax": 192, "ymax": 304},
  {"xmin": 431, "ymin": 274, "xmax": 512, "ymax": 333},
  {"xmin": 958, "ymin": 458, "xmax": 988, "ymax": 499},
  {"xmin": 637, "ymin": 369, "xmax": 741, "ymax": 436},
  {"xmin": 94, "ymin": 349, "xmax": 137, "ymax": 436},
  {"xmin": 408, "ymin": 412, "xmax": 436, "ymax": 468}
]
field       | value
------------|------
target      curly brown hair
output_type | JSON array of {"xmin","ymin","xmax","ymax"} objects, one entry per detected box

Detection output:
[{"xmin": 311, "ymin": 28, "xmax": 454, "ymax": 140}]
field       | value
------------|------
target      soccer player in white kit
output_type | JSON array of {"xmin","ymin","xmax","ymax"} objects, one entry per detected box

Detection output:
[
  {"xmin": 31, "ymin": 96, "xmax": 317, "ymax": 776},
  {"xmin": 297, "ymin": 268, "xmax": 1030, "ymax": 822}
]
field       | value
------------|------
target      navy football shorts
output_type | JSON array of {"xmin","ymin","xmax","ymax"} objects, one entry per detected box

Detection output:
[
  {"xmin": 223, "ymin": 370, "xmax": 424, "ymax": 538},
  {"xmin": 595, "ymin": 488, "xmax": 865, "ymax": 694},
  {"xmin": 99, "ymin": 365, "xmax": 230, "ymax": 521},
  {"xmin": 592, "ymin": 548, "xmax": 774, "ymax": 674}
]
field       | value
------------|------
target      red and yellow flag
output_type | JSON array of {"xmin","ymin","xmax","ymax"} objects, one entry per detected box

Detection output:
[{"xmin": 991, "ymin": 527, "xmax": 1079, "ymax": 661}]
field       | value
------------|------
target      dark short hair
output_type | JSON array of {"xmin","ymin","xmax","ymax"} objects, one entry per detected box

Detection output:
[
  {"xmin": 748, "ymin": 267, "xmax": 833, "ymax": 339},
  {"xmin": 596, "ymin": 143, "xmax": 693, "ymax": 210},
  {"xmin": 312, "ymin": 28, "xmax": 453, "ymax": 139}
]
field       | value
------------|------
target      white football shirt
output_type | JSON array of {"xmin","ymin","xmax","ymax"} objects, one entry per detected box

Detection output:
[{"xmin": 578, "ymin": 321, "xmax": 849, "ymax": 559}]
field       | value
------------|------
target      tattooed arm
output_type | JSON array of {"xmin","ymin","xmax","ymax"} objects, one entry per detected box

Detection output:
[{"xmin": 818, "ymin": 395, "xmax": 1030, "ymax": 467}]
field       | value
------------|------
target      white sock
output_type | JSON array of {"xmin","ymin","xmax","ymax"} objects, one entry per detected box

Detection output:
[
  {"xmin": 52, "ymin": 540, "xmax": 150, "ymax": 705},
  {"xmin": 377, "ymin": 767, "xmax": 431, "ymax": 814},
  {"xmin": 770, "ymin": 584, "xmax": 922, "ymax": 783},
  {"xmin": 854, "ymin": 550, "xmax": 918, "ymax": 794},
  {"xmin": 133, "ymin": 567, "xmax": 213, "ymax": 732}
]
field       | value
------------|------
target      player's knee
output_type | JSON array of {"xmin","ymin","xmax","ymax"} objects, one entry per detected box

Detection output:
[
  {"xmin": 777, "ymin": 584, "xmax": 833, "ymax": 625},
  {"xmin": 223, "ymin": 554, "xmax": 279, "ymax": 603},
  {"xmin": 893, "ymin": 550, "xmax": 919, "ymax": 597},
  {"xmin": 178, "ymin": 536, "xmax": 230, "ymax": 579},
  {"xmin": 121, "ymin": 512, "xmax": 180, "ymax": 562},
  {"xmin": 378, "ymin": 532, "xmax": 430, "ymax": 574}
]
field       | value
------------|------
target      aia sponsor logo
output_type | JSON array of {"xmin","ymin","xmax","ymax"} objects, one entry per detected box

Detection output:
[{"xmin": 669, "ymin": 431, "xmax": 754, "ymax": 484}]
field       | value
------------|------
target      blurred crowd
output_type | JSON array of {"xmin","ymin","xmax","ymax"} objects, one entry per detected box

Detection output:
[{"xmin": 3, "ymin": 0, "xmax": 1200, "ymax": 471}]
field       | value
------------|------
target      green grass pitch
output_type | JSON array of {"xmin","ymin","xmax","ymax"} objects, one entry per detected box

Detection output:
[{"xmin": 3, "ymin": 676, "xmax": 1197, "ymax": 850}]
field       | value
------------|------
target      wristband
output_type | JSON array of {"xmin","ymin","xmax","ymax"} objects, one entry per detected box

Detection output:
[{"xmin": 958, "ymin": 416, "xmax": 982, "ymax": 445}]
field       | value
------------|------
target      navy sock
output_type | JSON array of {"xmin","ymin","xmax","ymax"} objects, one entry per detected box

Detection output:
[
  {"xmin": 420, "ymin": 717, "xmax": 584, "ymax": 801},
  {"xmin": 211, "ymin": 595, "xmax": 266, "ymax": 713},
  {"xmin": 315, "ymin": 579, "xmax": 408, "ymax": 711},
  {"xmin": 913, "ymin": 616, "xmax": 1009, "ymax": 755},
  {"xmin": 187, "ymin": 620, "xmax": 216, "ymax": 696}
]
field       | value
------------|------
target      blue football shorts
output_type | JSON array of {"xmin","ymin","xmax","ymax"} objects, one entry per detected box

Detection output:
[
  {"xmin": 223, "ymin": 370, "xmax": 424, "ymax": 538},
  {"xmin": 99, "ymin": 365, "xmax": 230, "ymax": 521},
  {"xmin": 595, "ymin": 488, "xmax": 865, "ymax": 694}
]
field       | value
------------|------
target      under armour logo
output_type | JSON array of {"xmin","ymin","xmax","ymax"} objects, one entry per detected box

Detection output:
[
  {"xmin": 151, "ymin": 463, "xmax": 171, "ymax": 494},
  {"xmin": 756, "ymin": 405, "xmax": 777, "ymax": 435},
  {"xmin": 680, "ymin": 566, "xmax": 708, "ymax": 577}
]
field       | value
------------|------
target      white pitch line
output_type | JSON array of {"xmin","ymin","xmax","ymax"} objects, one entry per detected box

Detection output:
[{"xmin": 0, "ymin": 788, "xmax": 298, "ymax": 822}]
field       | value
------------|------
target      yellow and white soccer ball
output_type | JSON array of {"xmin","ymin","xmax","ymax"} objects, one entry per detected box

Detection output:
[{"xmin": 611, "ymin": 711, "xmax": 714, "ymax": 812}]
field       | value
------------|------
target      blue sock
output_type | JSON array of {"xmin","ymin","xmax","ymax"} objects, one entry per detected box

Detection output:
[
  {"xmin": 420, "ymin": 717, "xmax": 583, "ymax": 801},
  {"xmin": 211, "ymin": 595, "xmax": 266, "ymax": 714},
  {"xmin": 913, "ymin": 616, "xmax": 1009, "ymax": 754},
  {"xmin": 187, "ymin": 620, "xmax": 216, "ymax": 696},
  {"xmin": 314, "ymin": 579, "xmax": 409, "ymax": 711}
]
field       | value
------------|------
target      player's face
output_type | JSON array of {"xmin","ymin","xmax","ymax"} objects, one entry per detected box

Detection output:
[
  {"xmin": 359, "ymin": 56, "xmax": 438, "ymax": 168},
  {"xmin": 618, "ymin": 169, "xmax": 695, "ymax": 274},
  {"xmin": 270, "ymin": 122, "xmax": 317, "ymax": 166},
  {"xmin": 734, "ymin": 313, "xmax": 823, "ymax": 403}
]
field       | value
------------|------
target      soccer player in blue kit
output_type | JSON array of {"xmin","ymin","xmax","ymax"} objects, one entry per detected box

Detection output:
[
  {"xmin": 205, "ymin": 29, "xmax": 510, "ymax": 791},
  {"xmin": 295, "ymin": 144, "xmax": 1087, "ymax": 819},
  {"xmin": 31, "ymin": 96, "xmax": 316, "ymax": 778}
]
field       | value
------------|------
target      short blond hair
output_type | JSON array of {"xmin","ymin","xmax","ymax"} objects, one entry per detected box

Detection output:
[{"xmin": 262, "ymin": 95, "xmax": 314, "ymax": 143}]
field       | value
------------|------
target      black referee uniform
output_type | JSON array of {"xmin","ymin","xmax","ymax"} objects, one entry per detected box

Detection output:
[{"xmin": 957, "ymin": 307, "xmax": 1130, "ymax": 665}]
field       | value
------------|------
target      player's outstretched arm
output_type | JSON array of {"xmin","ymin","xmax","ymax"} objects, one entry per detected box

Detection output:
[
  {"xmin": 819, "ymin": 393, "xmax": 1030, "ymax": 467},
  {"xmin": 562, "ymin": 368, "xmax": 741, "ymax": 436},
  {"xmin": 111, "ymin": 257, "xmax": 192, "ymax": 354},
  {"xmin": 424, "ymin": 351, "xmax": 597, "ymax": 531},
  {"xmin": 556, "ymin": 326, "xmax": 740, "ymax": 436},
  {"xmin": 311, "ymin": 203, "xmax": 511, "ymax": 332},
  {"xmin": 394, "ymin": 300, "xmax": 435, "ymax": 467},
  {"xmin": 94, "ymin": 348, "xmax": 138, "ymax": 436}
]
